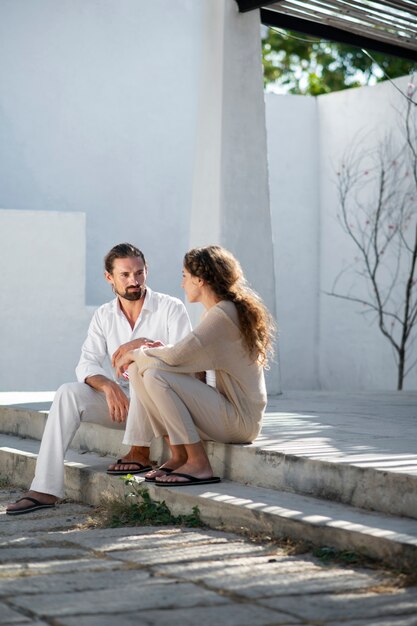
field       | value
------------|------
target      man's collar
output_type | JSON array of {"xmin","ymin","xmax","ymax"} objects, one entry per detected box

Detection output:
[{"xmin": 142, "ymin": 287, "xmax": 156, "ymax": 312}]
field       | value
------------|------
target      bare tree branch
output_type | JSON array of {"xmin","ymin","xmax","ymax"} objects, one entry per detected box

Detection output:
[{"xmin": 329, "ymin": 93, "xmax": 417, "ymax": 389}]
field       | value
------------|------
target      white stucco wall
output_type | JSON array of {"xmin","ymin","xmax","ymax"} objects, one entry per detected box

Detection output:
[
  {"xmin": 318, "ymin": 76, "xmax": 415, "ymax": 390},
  {"xmin": 0, "ymin": 0, "xmax": 202, "ymax": 305},
  {"xmin": 1, "ymin": 1, "xmax": 413, "ymax": 393},
  {"xmin": 0, "ymin": 210, "xmax": 94, "ymax": 391},
  {"xmin": 0, "ymin": 1, "xmax": 279, "ymax": 393},
  {"xmin": 266, "ymin": 76, "xmax": 416, "ymax": 391}
]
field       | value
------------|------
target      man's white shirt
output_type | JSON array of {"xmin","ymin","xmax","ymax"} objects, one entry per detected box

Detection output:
[{"xmin": 76, "ymin": 287, "xmax": 191, "ymax": 390}]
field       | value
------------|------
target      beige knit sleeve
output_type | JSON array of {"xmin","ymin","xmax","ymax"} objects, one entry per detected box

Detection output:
[
  {"xmin": 132, "ymin": 304, "xmax": 238, "ymax": 375},
  {"xmin": 132, "ymin": 328, "xmax": 212, "ymax": 375}
]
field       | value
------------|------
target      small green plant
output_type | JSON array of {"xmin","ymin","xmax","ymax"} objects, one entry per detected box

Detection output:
[
  {"xmin": 0, "ymin": 475, "xmax": 11, "ymax": 489},
  {"xmin": 313, "ymin": 546, "xmax": 367, "ymax": 566},
  {"xmin": 89, "ymin": 476, "xmax": 204, "ymax": 529}
]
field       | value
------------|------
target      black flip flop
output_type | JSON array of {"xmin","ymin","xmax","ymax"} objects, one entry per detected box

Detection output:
[
  {"xmin": 154, "ymin": 472, "xmax": 221, "ymax": 487},
  {"xmin": 6, "ymin": 497, "xmax": 56, "ymax": 516},
  {"xmin": 107, "ymin": 459, "xmax": 153, "ymax": 475}
]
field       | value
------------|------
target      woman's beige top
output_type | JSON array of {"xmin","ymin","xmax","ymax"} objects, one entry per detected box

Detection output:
[{"xmin": 132, "ymin": 300, "xmax": 267, "ymax": 439}]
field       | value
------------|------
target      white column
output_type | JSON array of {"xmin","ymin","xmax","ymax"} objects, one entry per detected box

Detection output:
[{"xmin": 190, "ymin": 0, "xmax": 280, "ymax": 393}]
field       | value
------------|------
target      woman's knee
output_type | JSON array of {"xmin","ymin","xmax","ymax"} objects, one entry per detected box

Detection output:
[{"xmin": 142, "ymin": 368, "xmax": 167, "ymax": 391}]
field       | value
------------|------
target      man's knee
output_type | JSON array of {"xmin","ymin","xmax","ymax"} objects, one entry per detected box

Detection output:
[
  {"xmin": 50, "ymin": 381, "xmax": 110, "ymax": 426},
  {"xmin": 54, "ymin": 382, "xmax": 87, "ymax": 402},
  {"xmin": 52, "ymin": 382, "xmax": 102, "ymax": 415}
]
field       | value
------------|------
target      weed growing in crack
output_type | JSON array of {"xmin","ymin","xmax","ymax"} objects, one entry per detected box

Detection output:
[{"xmin": 86, "ymin": 476, "xmax": 204, "ymax": 529}]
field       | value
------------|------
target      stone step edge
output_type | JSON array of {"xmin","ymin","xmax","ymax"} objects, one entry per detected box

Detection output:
[
  {"xmin": 0, "ymin": 440, "xmax": 416, "ymax": 572},
  {"xmin": 212, "ymin": 442, "xmax": 417, "ymax": 521},
  {"xmin": 1, "ymin": 406, "xmax": 416, "ymax": 521},
  {"xmin": 0, "ymin": 405, "xmax": 158, "ymax": 459}
]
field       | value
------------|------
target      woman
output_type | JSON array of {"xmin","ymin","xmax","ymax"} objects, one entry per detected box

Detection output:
[{"xmin": 115, "ymin": 245, "xmax": 275, "ymax": 486}]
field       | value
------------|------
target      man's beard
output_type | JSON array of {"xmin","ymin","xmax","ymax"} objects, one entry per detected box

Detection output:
[{"xmin": 117, "ymin": 285, "xmax": 146, "ymax": 301}]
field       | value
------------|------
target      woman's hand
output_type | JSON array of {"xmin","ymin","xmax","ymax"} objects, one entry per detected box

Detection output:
[
  {"xmin": 145, "ymin": 340, "xmax": 165, "ymax": 348},
  {"xmin": 112, "ymin": 338, "xmax": 160, "ymax": 368}
]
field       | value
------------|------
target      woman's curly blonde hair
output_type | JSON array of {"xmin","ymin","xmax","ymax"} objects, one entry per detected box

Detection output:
[{"xmin": 184, "ymin": 245, "xmax": 276, "ymax": 367}]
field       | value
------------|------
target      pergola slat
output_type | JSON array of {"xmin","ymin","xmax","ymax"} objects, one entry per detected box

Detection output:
[
  {"xmin": 260, "ymin": 7, "xmax": 417, "ymax": 59},
  {"xmin": 274, "ymin": 0, "xmax": 417, "ymax": 36},
  {"xmin": 237, "ymin": 0, "xmax": 417, "ymax": 59},
  {"xmin": 267, "ymin": 4, "xmax": 416, "ymax": 46},
  {"xmin": 275, "ymin": 1, "xmax": 417, "ymax": 37},
  {"xmin": 295, "ymin": 0, "xmax": 417, "ymax": 28}
]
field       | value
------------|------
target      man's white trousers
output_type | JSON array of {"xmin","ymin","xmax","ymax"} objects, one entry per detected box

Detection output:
[{"xmin": 30, "ymin": 382, "xmax": 125, "ymax": 498}]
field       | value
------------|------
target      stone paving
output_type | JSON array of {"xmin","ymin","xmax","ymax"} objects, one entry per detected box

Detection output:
[{"xmin": 1, "ymin": 486, "xmax": 417, "ymax": 626}]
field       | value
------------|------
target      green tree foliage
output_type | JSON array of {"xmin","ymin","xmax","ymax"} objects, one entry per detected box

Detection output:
[{"xmin": 262, "ymin": 27, "xmax": 415, "ymax": 95}]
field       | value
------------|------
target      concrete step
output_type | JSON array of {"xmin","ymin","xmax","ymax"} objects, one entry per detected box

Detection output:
[
  {"xmin": 1, "ymin": 401, "xmax": 417, "ymax": 520},
  {"xmin": 0, "ymin": 433, "xmax": 416, "ymax": 572}
]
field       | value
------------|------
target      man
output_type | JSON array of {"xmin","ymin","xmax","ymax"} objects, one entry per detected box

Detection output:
[{"xmin": 6, "ymin": 243, "xmax": 191, "ymax": 515}]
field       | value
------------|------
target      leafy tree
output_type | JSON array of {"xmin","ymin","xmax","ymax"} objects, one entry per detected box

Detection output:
[{"xmin": 262, "ymin": 27, "xmax": 415, "ymax": 95}]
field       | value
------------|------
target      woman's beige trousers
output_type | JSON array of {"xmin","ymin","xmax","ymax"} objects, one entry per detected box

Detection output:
[{"xmin": 123, "ymin": 367, "xmax": 251, "ymax": 447}]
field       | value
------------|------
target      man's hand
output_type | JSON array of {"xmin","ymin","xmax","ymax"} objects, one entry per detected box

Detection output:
[
  {"xmin": 195, "ymin": 371, "xmax": 207, "ymax": 383},
  {"xmin": 103, "ymin": 381, "xmax": 130, "ymax": 422},
  {"xmin": 111, "ymin": 338, "xmax": 161, "ymax": 368},
  {"xmin": 114, "ymin": 350, "xmax": 136, "ymax": 379},
  {"xmin": 113, "ymin": 340, "xmax": 165, "ymax": 378},
  {"xmin": 85, "ymin": 375, "xmax": 129, "ymax": 423}
]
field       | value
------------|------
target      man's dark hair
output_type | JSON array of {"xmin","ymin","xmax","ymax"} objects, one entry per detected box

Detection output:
[{"xmin": 104, "ymin": 243, "xmax": 147, "ymax": 274}]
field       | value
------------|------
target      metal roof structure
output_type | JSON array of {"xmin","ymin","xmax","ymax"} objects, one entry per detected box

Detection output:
[{"xmin": 237, "ymin": 0, "xmax": 417, "ymax": 61}]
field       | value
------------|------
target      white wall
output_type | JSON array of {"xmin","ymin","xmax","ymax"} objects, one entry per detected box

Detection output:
[
  {"xmin": 266, "ymin": 76, "xmax": 417, "ymax": 391},
  {"xmin": 2, "ymin": 1, "xmax": 412, "ymax": 392},
  {"xmin": 0, "ymin": 210, "xmax": 94, "ymax": 391},
  {"xmin": 318, "ymin": 77, "xmax": 415, "ymax": 390},
  {"xmin": 0, "ymin": 0, "xmax": 203, "ymax": 305},
  {"xmin": 0, "ymin": 1, "xmax": 280, "ymax": 393}
]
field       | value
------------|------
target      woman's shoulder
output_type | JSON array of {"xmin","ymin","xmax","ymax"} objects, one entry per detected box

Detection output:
[
  {"xmin": 212, "ymin": 300, "xmax": 239, "ymax": 325},
  {"xmin": 194, "ymin": 301, "xmax": 239, "ymax": 346}
]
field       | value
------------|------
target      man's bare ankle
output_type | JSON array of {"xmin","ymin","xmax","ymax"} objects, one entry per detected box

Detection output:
[
  {"xmin": 28, "ymin": 490, "xmax": 58, "ymax": 503},
  {"xmin": 7, "ymin": 490, "xmax": 58, "ymax": 510},
  {"xmin": 128, "ymin": 446, "xmax": 150, "ymax": 460}
]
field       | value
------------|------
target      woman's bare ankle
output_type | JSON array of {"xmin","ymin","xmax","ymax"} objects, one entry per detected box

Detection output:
[
  {"xmin": 159, "ymin": 458, "xmax": 184, "ymax": 471},
  {"xmin": 172, "ymin": 461, "xmax": 213, "ymax": 479}
]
